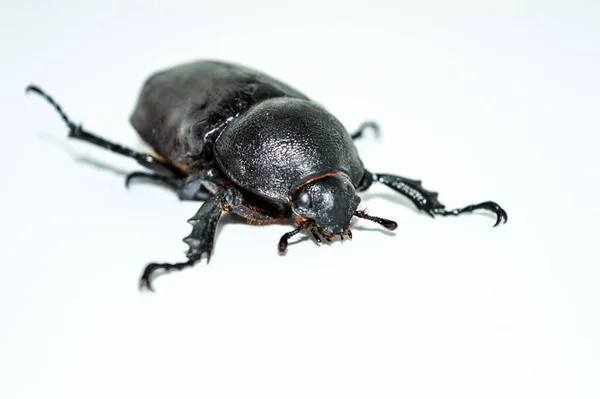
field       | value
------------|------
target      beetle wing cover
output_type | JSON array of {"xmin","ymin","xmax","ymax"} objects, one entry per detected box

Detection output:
[{"xmin": 130, "ymin": 60, "xmax": 308, "ymax": 161}]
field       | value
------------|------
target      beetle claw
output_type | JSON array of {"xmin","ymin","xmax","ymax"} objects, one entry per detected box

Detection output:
[
  {"xmin": 139, "ymin": 260, "xmax": 195, "ymax": 292},
  {"xmin": 125, "ymin": 171, "xmax": 150, "ymax": 188},
  {"xmin": 139, "ymin": 263, "xmax": 163, "ymax": 292},
  {"xmin": 432, "ymin": 201, "xmax": 508, "ymax": 227}
]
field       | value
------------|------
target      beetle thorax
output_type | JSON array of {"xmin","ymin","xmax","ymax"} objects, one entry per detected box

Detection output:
[{"xmin": 214, "ymin": 97, "xmax": 365, "ymax": 203}]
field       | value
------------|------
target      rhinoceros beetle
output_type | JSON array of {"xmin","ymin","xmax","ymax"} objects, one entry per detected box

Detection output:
[{"xmin": 27, "ymin": 60, "xmax": 507, "ymax": 290}]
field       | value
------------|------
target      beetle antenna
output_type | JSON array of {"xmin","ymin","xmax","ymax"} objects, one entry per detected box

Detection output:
[
  {"xmin": 353, "ymin": 210, "xmax": 398, "ymax": 230},
  {"xmin": 26, "ymin": 85, "xmax": 76, "ymax": 129}
]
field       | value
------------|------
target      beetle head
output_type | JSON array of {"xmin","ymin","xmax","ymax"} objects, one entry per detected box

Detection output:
[{"xmin": 291, "ymin": 174, "xmax": 360, "ymax": 236}]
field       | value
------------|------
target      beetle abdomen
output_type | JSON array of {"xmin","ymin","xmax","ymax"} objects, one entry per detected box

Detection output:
[
  {"xmin": 214, "ymin": 97, "xmax": 364, "ymax": 202},
  {"xmin": 130, "ymin": 60, "xmax": 309, "ymax": 163}
]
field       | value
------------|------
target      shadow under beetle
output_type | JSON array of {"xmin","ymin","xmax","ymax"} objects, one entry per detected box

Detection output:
[{"xmin": 27, "ymin": 60, "xmax": 507, "ymax": 291}]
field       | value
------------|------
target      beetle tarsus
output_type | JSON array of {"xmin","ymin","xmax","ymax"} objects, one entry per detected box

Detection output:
[
  {"xmin": 433, "ymin": 201, "xmax": 508, "ymax": 227},
  {"xmin": 351, "ymin": 121, "xmax": 380, "ymax": 140},
  {"xmin": 26, "ymin": 85, "xmax": 76, "ymax": 129},
  {"xmin": 125, "ymin": 171, "xmax": 181, "ymax": 190},
  {"xmin": 371, "ymin": 172, "xmax": 508, "ymax": 227},
  {"xmin": 140, "ymin": 260, "xmax": 194, "ymax": 291},
  {"xmin": 139, "ymin": 193, "xmax": 226, "ymax": 291}
]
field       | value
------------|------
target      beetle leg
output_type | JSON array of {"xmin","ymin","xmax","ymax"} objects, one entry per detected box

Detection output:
[
  {"xmin": 125, "ymin": 171, "xmax": 215, "ymax": 201},
  {"xmin": 371, "ymin": 172, "xmax": 508, "ymax": 227},
  {"xmin": 350, "ymin": 121, "xmax": 380, "ymax": 140},
  {"xmin": 430, "ymin": 202, "xmax": 508, "ymax": 227},
  {"xmin": 139, "ymin": 191, "xmax": 227, "ymax": 291},
  {"xmin": 26, "ymin": 85, "xmax": 184, "ymax": 178},
  {"xmin": 125, "ymin": 171, "xmax": 181, "ymax": 191}
]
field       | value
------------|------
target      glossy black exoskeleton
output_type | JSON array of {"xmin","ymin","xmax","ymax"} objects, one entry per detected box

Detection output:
[{"xmin": 27, "ymin": 60, "xmax": 507, "ymax": 290}]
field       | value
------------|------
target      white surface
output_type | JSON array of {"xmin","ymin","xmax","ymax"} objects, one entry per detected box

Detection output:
[{"xmin": 1, "ymin": 1, "xmax": 599, "ymax": 398}]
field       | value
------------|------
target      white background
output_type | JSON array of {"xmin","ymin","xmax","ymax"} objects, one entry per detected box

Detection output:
[{"xmin": 1, "ymin": 1, "xmax": 599, "ymax": 398}]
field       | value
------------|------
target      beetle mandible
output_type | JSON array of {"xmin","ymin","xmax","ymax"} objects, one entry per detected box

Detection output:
[{"xmin": 27, "ymin": 60, "xmax": 507, "ymax": 290}]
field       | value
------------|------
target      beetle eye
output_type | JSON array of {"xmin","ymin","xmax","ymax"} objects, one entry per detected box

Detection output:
[{"xmin": 293, "ymin": 191, "xmax": 312, "ymax": 210}]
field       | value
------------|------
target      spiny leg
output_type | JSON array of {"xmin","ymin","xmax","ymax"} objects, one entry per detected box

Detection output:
[
  {"xmin": 139, "ymin": 192, "xmax": 227, "ymax": 291},
  {"xmin": 26, "ymin": 85, "xmax": 183, "ymax": 178},
  {"xmin": 140, "ymin": 187, "xmax": 284, "ymax": 290},
  {"xmin": 370, "ymin": 172, "xmax": 508, "ymax": 227},
  {"xmin": 351, "ymin": 121, "xmax": 380, "ymax": 140}
]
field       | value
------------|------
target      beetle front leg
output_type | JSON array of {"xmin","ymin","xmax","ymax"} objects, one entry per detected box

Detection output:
[
  {"xmin": 365, "ymin": 171, "xmax": 508, "ymax": 227},
  {"xmin": 139, "ymin": 191, "xmax": 228, "ymax": 291}
]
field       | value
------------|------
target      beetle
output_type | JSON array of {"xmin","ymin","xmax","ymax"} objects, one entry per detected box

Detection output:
[{"xmin": 27, "ymin": 60, "xmax": 507, "ymax": 290}]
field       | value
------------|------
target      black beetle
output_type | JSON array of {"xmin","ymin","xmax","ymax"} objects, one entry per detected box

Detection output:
[{"xmin": 27, "ymin": 60, "xmax": 507, "ymax": 290}]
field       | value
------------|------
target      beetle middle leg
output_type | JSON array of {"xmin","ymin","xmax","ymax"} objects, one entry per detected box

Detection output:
[
  {"xmin": 359, "ymin": 171, "xmax": 507, "ymax": 226},
  {"xmin": 125, "ymin": 168, "xmax": 228, "ymax": 201},
  {"xmin": 26, "ymin": 85, "xmax": 184, "ymax": 178},
  {"xmin": 140, "ymin": 187, "xmax": 282, "ymax": 290}
]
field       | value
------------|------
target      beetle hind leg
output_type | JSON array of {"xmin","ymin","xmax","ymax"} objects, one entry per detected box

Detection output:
[
  {"xmin": 365, "ymin": 171, "xmax": 508, "ymax": 227},
  {"xmin": 429, "ymin": 202, "xmax": 508, "ymax": 227},
  {"xmin": 26, "ymin": 85, "xmax": 184, "ymax": 178},
  {"xmin": 350, "ymin": 121, "xmax": 380, "ymax": 140}
]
